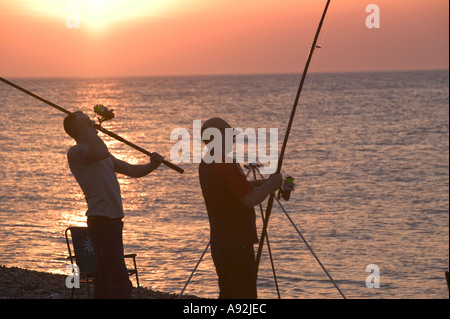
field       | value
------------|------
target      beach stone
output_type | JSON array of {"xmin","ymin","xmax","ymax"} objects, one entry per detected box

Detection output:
[{"xmin": 0, "ymin": 265, "xmax": 201, "ymax": 299}]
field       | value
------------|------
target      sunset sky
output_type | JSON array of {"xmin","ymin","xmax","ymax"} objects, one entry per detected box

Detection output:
[{"xmin": 0, "ymin": 0, "xmax": 448, "ymax": 77}]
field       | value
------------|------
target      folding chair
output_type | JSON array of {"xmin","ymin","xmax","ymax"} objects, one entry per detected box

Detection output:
[{"xmin": 65, "ymin": 226, "xmax": 141, "ymax": 298}]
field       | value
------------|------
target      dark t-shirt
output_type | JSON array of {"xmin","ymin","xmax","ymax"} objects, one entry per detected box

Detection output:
[{"xmin": 199, "ymin": 160, "xmax": 258, "ymax": 247}]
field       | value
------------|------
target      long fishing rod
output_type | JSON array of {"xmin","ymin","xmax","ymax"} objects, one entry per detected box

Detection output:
[
  {"xmin": 0, "ymin": 77, "xmax": 184, "ymax": 174},
  {"xmin": 255, "ymin": 0, "xmax": 331, "ymax": 281}
]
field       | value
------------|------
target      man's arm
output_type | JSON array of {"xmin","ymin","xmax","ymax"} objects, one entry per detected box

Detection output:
[
  {"xmin": 249, "ymin": 180, "xmax": 266, "ymax": 187},
  {"xmin": 242, "ymin": 174, "xmax": 282, "ymax": 207},
  {"xmin": 111, "ymin": 153, "xmax": 164, "ymax": 178},
  {"xmin": 216, "ymin": 163, "xmax": 282, "ymax": 208}
]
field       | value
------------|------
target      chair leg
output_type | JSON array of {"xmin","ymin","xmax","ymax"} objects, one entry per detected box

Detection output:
[
  {"xmin": 132, "ymin": 257, "xmax": 141, "ymax": 299},
  {"xmin": 86, "ymin": 277, "xmax": 91, "ymax": 299},
  {"xmin": 135, "ymin": 272, "xmax": 141, "ymax": 299}
]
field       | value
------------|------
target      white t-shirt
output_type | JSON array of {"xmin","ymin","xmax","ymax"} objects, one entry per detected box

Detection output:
[{"xmin": 68, "ymin": 155, "xmax": 124, "ymax": 219}]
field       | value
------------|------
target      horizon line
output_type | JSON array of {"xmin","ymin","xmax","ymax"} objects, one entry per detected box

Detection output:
[{"xmin": 2, "ymin": 67, "xmax": 449, "ymax": 80}]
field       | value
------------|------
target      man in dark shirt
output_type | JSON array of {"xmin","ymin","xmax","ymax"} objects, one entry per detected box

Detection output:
[{"xmin": 199, "ymin": 117, "xmax": 282, "ymax": 299}]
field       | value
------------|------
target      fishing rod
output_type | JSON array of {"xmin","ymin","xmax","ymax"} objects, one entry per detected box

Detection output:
[
  {"xmin": 255, "ymin": 0, "xmax": 339, "ymax": 293},
  {"xmin": 0, "ymin": 76, "xmax": 184, "ymax": 174}
]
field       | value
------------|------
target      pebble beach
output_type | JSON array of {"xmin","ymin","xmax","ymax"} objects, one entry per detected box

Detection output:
[{"xmin": 0, "ymin": 265, "xmax": 200, "ymax": 299}]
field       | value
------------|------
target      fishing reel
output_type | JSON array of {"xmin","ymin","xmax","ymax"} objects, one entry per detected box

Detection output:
[
  {"xmin": 278, "ymin": 175, "xmax": 295, "ymax": 201},
  {"xmin": 93, "ymin": 104, "xmax": 115, "ymax": 125},
  {"xmin": 244, "ymin": 163, "xmax": 295, "ymax": 201}
]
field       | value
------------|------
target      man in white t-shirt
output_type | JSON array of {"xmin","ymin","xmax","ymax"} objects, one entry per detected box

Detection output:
[{"xmin": 64, "ymin": 111, "xmax": 163, "ymax": 298}]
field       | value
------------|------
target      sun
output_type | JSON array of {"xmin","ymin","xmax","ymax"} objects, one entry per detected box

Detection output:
[
  {"xmin": 77, "ymin": 0, "xmax": 165, "ymax": 31},
  {"xmin": 17, "ymin": 0, "xmax": 178, "ymax": 31}
]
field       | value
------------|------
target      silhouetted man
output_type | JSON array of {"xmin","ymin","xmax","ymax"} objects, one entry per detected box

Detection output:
[
  {"xmin": 64, "ymin": 111, "xmax": 163, "ymax": 298},
  {"xmin": 199, "ymin": 117, "xmax": 282, "ymax": 299}
]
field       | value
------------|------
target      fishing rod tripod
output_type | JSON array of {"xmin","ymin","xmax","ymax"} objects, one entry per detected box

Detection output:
[
  {"xmin": 245, "ymin": 163, "xmax": 281, "ymax": 299},
  {"xmin": 246, "ymin": 163, "xmax": 346, "ymax": 299},
  {"xmin": 178, "ymin": 162, "xmax": 346, "ymax": 299}
]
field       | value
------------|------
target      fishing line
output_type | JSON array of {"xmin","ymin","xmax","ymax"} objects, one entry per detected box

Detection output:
[
  {"xmin": 296, "ymin": 12, "xmax": 330, "ymax": 146},
  {"xmin": 16, "ymin": 78, "xmax": 67, "ymax": 101}
]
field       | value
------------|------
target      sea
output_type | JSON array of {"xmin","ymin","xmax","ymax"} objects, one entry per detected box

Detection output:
[{"xmin": 0, "ymin": 70, "xmax": 448, "ymax": 299}]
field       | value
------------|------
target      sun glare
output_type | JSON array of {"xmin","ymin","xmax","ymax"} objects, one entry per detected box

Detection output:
[
  {"xmin": 79, "ymin": 0, "xmax": 143, "ymax": 30},
  {"xmin": 17, "ymin": 0, "xmax": 177, "ymax": 31}
]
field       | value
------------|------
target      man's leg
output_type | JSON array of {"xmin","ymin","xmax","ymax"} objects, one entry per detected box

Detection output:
[
  {"xmin": 228, "ymin": 244, "xmax": 257, "ymax": 299},
  {"xmin": 211, "ymin": 243, "xmax": 231, "ymax": 299},
  {"xmin": 88, "ymin": 217, "xmax": 132, "ymax": 299},
  {"xmin": 211, "ymin": 243, "xmax": 257, "ymax": 299}
]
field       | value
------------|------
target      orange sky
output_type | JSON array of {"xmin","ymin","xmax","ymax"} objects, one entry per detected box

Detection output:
[{"xmin": 0, "ymin": 0, "xmax": 448, "ymax": 77}]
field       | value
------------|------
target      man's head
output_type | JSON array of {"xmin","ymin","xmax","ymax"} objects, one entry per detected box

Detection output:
[
  {"xmin": 201, "ymin": 117, "xmax": 237, "ymax": 162},
  {"xmin": 64, "ymin": 111, "xmax": 95, "ymax": 140},
  {"xmin": 201, "ymin": 117, "xmax": 231, "ymax": 145}
]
